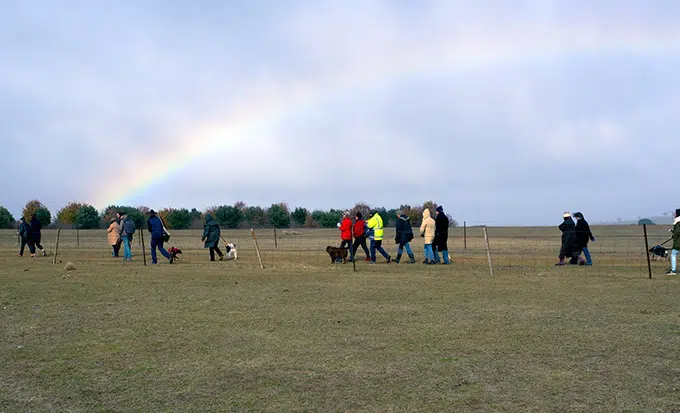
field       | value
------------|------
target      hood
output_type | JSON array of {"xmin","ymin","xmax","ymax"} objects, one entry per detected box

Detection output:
[
  {"xmin": 205, "ymin": 213, "xmax": 214, "ymax": 221},
  {"xmin": 399, "ymin": 214, "xmax": 410, "ymax": 221},
  {"xmin": 674, "ymin": 216, "xmax": 680, "ymax": 225},
  {"xmin": 423, "ymin": 209, "xmax": 431, "ymax": 220}
]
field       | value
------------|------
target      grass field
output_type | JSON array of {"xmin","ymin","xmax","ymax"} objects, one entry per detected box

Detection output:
[{"xmin": 1, "ymin": 226, "xmax": 679, "ymax": 412}]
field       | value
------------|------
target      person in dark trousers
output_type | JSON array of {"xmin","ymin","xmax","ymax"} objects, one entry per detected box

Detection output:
[
  {"xmin": 573, "ymin": 212, "xmax": 595, "ymax": 266},
  {"xmin": 433, "ymin": 206, "xmax": 450, "ymax": 264},
  {"xmin": 350, "ymin": 212, "xmax": 370, "ymax": 262},
  {"xmin": 556, "ymin": 212, "xmax": 579, "ymax": 265},
  {"xmin": 147, "ymin": 210, "xmax": 172, "ymax": 264},
  {"xmin": 17, "ymin": 217, "xmax": 32, "ymax": 257},
  {"xmin": 202, "ymin": 213, "xmax": 224, "ymax": 261},
  {"xmin": 29, "ymin": 214, "xmax": 46, "ymax": 257},
  {"xmin": 667, "ymin": 208, "xmax": 680, "ymax": 275},
  {"xmin": 338, "ymin": 211, "xmax": 354, "ymax": 261},
  {"xmin": 367, "ymin": 210, "xmax": 391, "ymax": 264},
  {"xmin": 394, "ymin": 210, "xmax": 416, "ymax": 264}
]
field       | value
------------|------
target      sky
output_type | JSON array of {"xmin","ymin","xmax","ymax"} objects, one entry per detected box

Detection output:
[{"xmin": 1, "ymin": 0, "xmax": 679, "ymax": 226}]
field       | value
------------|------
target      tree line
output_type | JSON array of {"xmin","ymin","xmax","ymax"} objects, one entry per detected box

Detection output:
[{"xmin": 0, "ymin": 200, "xmax": 458, "ymax": 230}]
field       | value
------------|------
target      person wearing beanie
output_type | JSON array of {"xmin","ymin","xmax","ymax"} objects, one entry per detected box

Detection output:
[
  {"xmin": 556, "ymin": 212, "xmax": 579, "ymax": 266},
  {"xmin": 394, "ymin": 210, "xmax": 415, "ymax": 264},
  {"xmin": 351, "ymin": 212, "xmax": 370, "ymax": 262},
  {"xmin": 433, "ymin": 205, "xmax": 450, "ymax": 264},
  {"xmin": 337, "ymin": 211, "xmax": 354, "ymax": 261},
  {"xmin": 366, "ymin": 210, "xmax": 391, "ymax": 264},
  {"xmin": 573, "ymin": 212, "xmax": 595, "ymax": 266},
  {"xmin": 667, "ymin": 208, "xmax": 680, "ymax": 275}
]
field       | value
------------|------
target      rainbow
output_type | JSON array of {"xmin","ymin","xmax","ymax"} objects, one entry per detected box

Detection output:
[{"xmin": 91, "ymin": 28, "xmax": 678, "ymax": 209}]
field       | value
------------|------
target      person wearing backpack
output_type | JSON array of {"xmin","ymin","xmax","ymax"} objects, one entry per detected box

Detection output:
[
  {"xmin": 147, "ymin": 210, "xmax": 172, "ymax": 264},
  {"xmin": 119, "ymin": 213, "xmax": 136, "ymax": 262},
  {"xmin": 17, "ymin": 217, "xmax": 32, "ymax": 257}
]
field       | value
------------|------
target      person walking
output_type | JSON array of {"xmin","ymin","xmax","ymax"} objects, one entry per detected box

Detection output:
[
  {"xmin": 573, "ymin": 212, "xmax": 595, "ymax": 266},
  {"xmin": 667, "ymin": 208, "xmax": 680, "ymax": 275},
  {"xmin": 202, "ymin": 213, "xmax": 224, "ymax": 261},
  {"xmin": 556, "ymin": 212, "xmax": 579, "ymax": 265},
  {"xmin": 119, "ymin": 213, "xmax": 136, "ymax": 262},
  {"xmin": 367, "ymin": 210, "xmax": 391, "ymax": 264},
  {"xmin": 420, "ymin": 208, "xmax": 436, "ymax": 264},
  {"xmin": 338, "ymin": 211, "xmax": 354, "ymax": 261},
  {"xmin": 107, "ymin": 217, "xmax": 122, "ymax": 257},
  {"xmin": 351, "ymin": 212, "xmax": 370, "ymax": 262},
  {"xmin": 394, "ymin": 210, "xmax": 415, "ymax": 264},
  {"xmin": 29, "ymin": 213, "xmax": 46, "ymax": 256},
  {"xmin": 433, "ymin": 206, "xmax": 450, "ymax": 264},
  {"xmin": 147, "ymin": 210, "xmax": 172, "ymax": 264},
  {"xmin": 17, "ymin": 217, "xmax": 32, "ymax": 257}
]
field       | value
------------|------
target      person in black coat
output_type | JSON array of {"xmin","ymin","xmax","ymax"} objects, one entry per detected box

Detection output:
[
  {"xmin": 394, "ymin": 211, "xmax": 415, "ymax": 264},
  {"xmin": 573, "ymin": 212, "xmax": 595, "ymax": 265},
  {"xmin": 17, "ymin": 218, "xmax": 32, "ymax": 257},
  {"xmin": 29, "ymin": 214, "xmax": 46, "ymax": 256},
  {"xmin": 433, "ymin": 206, "xmax": 450, "ymax": 264},
  {"xmin": 557, "ymin": 212, "xmax": 579, "ymax": 265}
]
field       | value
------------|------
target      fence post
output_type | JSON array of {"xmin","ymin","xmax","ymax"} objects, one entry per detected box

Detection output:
[
  {"xmin": 274, "ymin": 227, "xmax": 278, "ymax": 248},
  {"xmin": 643, "ymin": 224, "xmax": 652, "ymax": 279},
  {"xmin": 76, "ymin": 227, "xmax": 80, "ymax": 247},
  {"xmin": 483, "ymin": 226, "xmax": 493, "ymax": 275},
  {"xmin": 52, "ymin": 229, "xmax": 61, "ymax": 264},
  {"xmin": 463, "ymin": 221, "xmax": 467, "ymax": 250},
  {"xmin": 251, "ymin": 228, "xmax": 265, "ymax": 269},
  {"xmin": 140, "ymin": 228, "xmax": 147, "ymax": 266}
]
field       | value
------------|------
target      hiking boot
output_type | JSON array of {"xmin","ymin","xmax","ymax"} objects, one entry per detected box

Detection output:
[
  {"xmin": 365, "ymin": 257, "xmax": 371, "ymax": 262},
  {"xmin": 394, "ymin": 254, "xmax": 402, "ymax": 264},
  {"xmin": 666, "ymin": 270, "xmax": 677, "ymax": 275},
  {"xmin": 219, "ymin": 254, "xmax": 224, "ymax": 261},
  {"xmin": 386, "ymin": 256, "xmax": 392, "ymax": 264},
  {"xmin": 42, "ymin": 250, "xmax": 47, "ymax": 257}
]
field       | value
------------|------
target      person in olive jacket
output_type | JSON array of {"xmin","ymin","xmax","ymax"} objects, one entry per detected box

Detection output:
[
  {"xmin": 201, "ymin": 213, "xmax": 224, "ymax": 261},
  {"xmin": 394, "ymin": 210, "xmax": 415, "ymax": 264},
  {"xmin": 667, "ymin": 208, "xmax": 680, "ymax": 275}
]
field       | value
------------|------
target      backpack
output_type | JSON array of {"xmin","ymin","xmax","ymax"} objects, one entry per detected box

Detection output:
[{"xmin": 124, "ymin": 218, "xmax": 136, "ymax": 234}]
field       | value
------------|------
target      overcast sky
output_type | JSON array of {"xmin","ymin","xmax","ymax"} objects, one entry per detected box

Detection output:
[{"xmin": 1, "ymin": 0, "xmax": 679, "ymax": 225}]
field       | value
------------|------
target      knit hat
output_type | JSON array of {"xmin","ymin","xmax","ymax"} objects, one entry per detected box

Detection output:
[
  {"xmin": 356, "ymin": 212, "xmax": 363, "ymax": 219},
  {"xmin": 436, "ymin": 206, "xmax": 444, "ymax": 213},
  {"xmin": 562, "ymin": 212, "xmax": 571, "ymax": 218},
  {"xmin": 573, "ymin": 212, "xmax": 584, "ymax": 219},
  {"xmin": 676, "ymin": 209, "xmax": 680, "ymax": 217}
]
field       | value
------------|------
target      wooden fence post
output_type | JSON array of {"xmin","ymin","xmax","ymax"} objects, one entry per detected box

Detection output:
[
  {"xmin": 52, "ymin": 229, "xmax": 61, "ymax": 264},
  {"xmin": 251, "ymin": 228, "xmax": 265, "ymax": 269},
  {"xmin": 463, "ymin": 221, "xmax": 467, "ymax": 250},
  {"xmin": 140, "ymin": 228, "xmax": 147, "ymax": 266},
  {"xmin": 483, "ymin": 226, "xmax": 493, "ymax": 275},
  {"xmin": 643, "ymin": 224, "xmax": 652, "ymax": 279}
]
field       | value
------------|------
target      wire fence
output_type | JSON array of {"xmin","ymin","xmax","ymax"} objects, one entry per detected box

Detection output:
[{"xmin": 0, "ymin": 225, "xmax": 673, "ymax": 278}]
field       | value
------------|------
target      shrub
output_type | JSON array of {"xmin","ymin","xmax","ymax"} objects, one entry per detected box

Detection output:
[
  {"xmin": 267, "ymin": 203, "xmax": 291, "ymax": 229},
  {"xmin": 166, "ymin": 208, "xmax": 192, "ymax": 229},
  {"xmin": 291, "ymin": 207, "xmax": 308, "ymax": 227},
  {"xmin": 213, "ymin": 205, "xmax": 243, "ymax": 229},
  {"xmin": 23, "ymin": 200, "xmax": 51, "ymax": 226},
  {"xmin": 75, "ymin": 205, "xmax": 100, "ymax": 229},
  {"xmin": 56, "ymin": 202, "xmax": 84, "ymax": 225},
  {"xmin": 244, "ymin": 206, "xmax": 269, "ymax": 228},
  {"xmin": 0, "ymin": 206, "xmax": 14, "ymax": 229}
]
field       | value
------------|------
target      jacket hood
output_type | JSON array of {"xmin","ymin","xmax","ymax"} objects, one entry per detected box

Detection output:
[
  {"xmin": 399, "ymin": 214, "xmax": 410, "ymax": 221},
  {"xmin": 674, "ymin": 216, "xmax": 680, "ymax": 225},
  {"xmin": 423, "ymin": 209, "xmax": 431, "ymax": 219},
  {"xmin": 205, "ymin": 213, "xmax": 214, "ymax": 221}
]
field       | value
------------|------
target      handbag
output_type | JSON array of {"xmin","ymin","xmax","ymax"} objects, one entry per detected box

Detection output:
[{"xmin": 160, "ymin": 218, "xmax": 171, "ymax": 242}]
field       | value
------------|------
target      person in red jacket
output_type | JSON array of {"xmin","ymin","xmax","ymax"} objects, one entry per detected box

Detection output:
[
  {"xmin": 350, "ymin": 212, "xmax": 370, "ymax": 262},
  {"xmin": 338, "ymin": 211, "xmax": 353, "ymax": 251}
]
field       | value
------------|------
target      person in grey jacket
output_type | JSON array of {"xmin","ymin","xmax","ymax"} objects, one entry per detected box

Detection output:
[{"xmin": 119, "ymin": 213, "xmax": 136, "ymax": 262}]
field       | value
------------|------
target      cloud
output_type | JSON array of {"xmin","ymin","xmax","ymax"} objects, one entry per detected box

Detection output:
[{"xmin": 1, "ymin": 0, "xmax": 679, "ymax": 225}]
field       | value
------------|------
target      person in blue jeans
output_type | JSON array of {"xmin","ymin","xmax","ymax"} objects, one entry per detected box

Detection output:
[
  {"xmin": 667, "ymin": 208, "xmax": 680, "ymax": 275},
  {"xmin": 573, "ymin": 212, "xmax": 595, "ymax": 265},
  {"xmin": 394, "ymin": 211, "xmax": 416, "ymax": 264},
  {"xmin": 119, "ymin": 213, "xmax": 135, "ymax": 262},
  {"xmin": 147, "ymin": 210, "xmax": 172, "ymax": 264}
]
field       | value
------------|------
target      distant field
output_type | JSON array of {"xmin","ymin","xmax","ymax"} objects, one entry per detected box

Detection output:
[{"xmin": 1, "ymin": 226, "xmax": 679, "ymax": 412}]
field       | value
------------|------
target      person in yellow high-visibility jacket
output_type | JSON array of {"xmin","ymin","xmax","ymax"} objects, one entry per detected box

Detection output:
[{"xmin": 366, "ymin": 211, "xmax": 391, "ymax": 264}]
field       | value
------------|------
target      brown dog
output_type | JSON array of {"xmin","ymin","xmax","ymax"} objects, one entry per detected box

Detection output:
[{"xmin": 326, "ymin": 246, "xmax": 348, "ymax": 263}]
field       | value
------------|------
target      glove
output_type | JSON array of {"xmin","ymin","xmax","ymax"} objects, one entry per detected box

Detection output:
[
  {"xmin": 590, "ymin": 237, "xmax": 595, "ymax": 242},
  {"xmin": 337, "ymin": 223, "xmax": 341, "ymax": 228}
]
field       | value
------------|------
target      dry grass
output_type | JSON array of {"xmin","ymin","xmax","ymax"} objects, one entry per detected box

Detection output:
[{"xmin": 1, "ymin": 226, "xmax": 679, "ymax": 412}]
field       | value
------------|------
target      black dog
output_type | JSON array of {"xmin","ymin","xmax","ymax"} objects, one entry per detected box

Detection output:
[
  {"xmin": 649, "ymin": 245, "xmax": 668, "ymax": 261},
  {"xmin": 326, "ymin": 246, "xmax": 348, "ymax": 263},
  {"xmin": 168, "ymin": 247, "xmax": 183, "ymax": 263}
]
